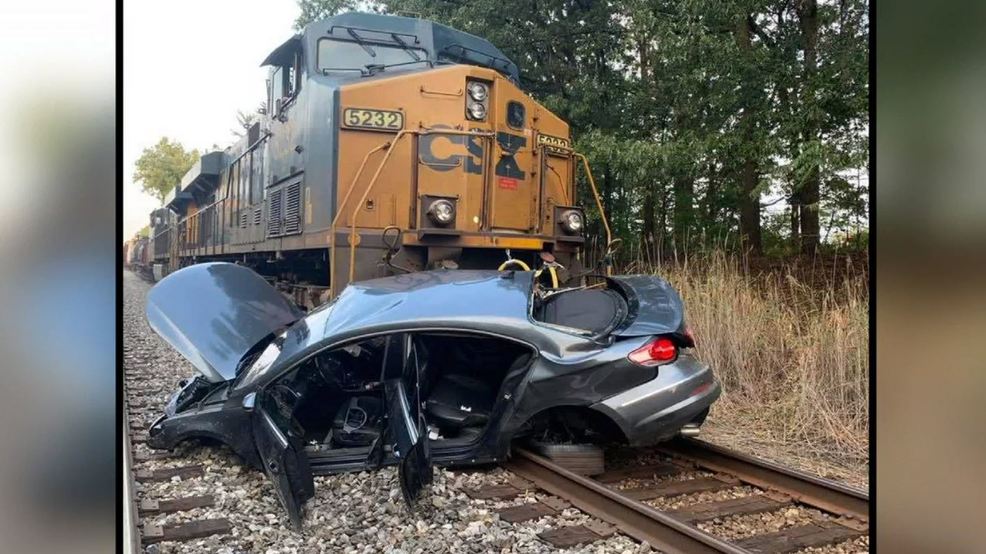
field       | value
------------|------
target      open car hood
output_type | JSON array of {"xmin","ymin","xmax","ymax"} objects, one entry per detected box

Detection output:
[
  {"xmin": 146, "ymin": 263, "xmax": 304, "ymax": 383},
  {"xmin": 607, "ymin": 275, "xmax": 686, "ymax": 337}
]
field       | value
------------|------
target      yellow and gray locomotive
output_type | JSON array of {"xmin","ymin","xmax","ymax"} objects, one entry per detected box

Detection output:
[{"xmin": 148, "ymin": 12, "xmax": 610, "ymax": 307}]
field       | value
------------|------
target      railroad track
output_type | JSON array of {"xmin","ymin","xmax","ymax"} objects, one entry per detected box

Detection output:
[
  {"xmin": 123, "ymin": 371, "xmax": 233, "ymax": 552},
  {"xmin": 465, "ymin": 441, "xmax": 868, "ymax": 553}
]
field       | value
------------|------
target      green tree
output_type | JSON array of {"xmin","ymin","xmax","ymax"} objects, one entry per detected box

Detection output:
[
  {"xmin": 231, "ymin": 109, "xmax": 258, "ymax": 139},
  {"xmin": 132, "ymin": 137, "xmax": 199, "ymax": 205},
  {"xmin": 295, "ymin": 0, "xmax": 360, "ymax": 29}
]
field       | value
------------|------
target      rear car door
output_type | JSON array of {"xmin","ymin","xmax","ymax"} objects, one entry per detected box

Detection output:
[
  {"xmin": 252, "ymin": 391, "xmax": 315, "ymax": 529},
  {"xmin": 385, "ymin": 334, "xmax": 433, "ymax": 507}
]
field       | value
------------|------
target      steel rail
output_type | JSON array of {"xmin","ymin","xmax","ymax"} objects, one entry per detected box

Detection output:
[
  {"xmin": 123, "ymin": 385, "xmax": 142, "ymax": 554},
  {"xmin": 507, "ymin": 448, "xmax": 750, "ymax": 554},
  {"xmin": 660, "ymin": 438, "xmax": 869, "ymax": 521}
]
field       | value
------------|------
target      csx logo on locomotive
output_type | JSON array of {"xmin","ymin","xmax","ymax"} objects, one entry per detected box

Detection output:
[{"xmin": 419, "ymin": 127, "xmax": 527, "ymax": 180}]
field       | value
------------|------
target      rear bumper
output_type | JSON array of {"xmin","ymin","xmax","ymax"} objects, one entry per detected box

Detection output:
[{"xmin": 590, "ymin": 352, "xmax": 720, "ymax": 446}]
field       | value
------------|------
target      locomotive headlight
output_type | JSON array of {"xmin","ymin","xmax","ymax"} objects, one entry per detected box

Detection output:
[
  {"xmin": 467, "ymin": 81, "xmax": 488, "ymax": 101},
  {"xmin": 561, "ymin": 210, "xmax": 584, "ymax": 234},
  {"xmin": 467, "ymin": 101, "xmax": 487, "ymax": 120},
  {"xmin": 427, "ymin": 199, "xmax": 456, "ymax": 226}
]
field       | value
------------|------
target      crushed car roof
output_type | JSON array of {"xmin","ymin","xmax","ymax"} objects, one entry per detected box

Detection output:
[
  {"xmin": 268, "ymin": 270, "xmax": 543, "ymax": 366},
  {"xmin": 233, "ymin": 268, "xmax": 620, "ymax": 390}
]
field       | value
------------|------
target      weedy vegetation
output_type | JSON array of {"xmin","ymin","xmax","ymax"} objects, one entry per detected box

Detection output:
[{"xmin": 624, "ymin": 251, "xmax": 869, "ymax": 471}]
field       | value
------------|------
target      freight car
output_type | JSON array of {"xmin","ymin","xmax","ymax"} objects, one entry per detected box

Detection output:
[
  {"xmin": 146, "ymin": 12, "xmax": 612, "ymax": 307},
  {"xmin": 124, "ymin": 234, "xmax": 153, "ymax": 279}
]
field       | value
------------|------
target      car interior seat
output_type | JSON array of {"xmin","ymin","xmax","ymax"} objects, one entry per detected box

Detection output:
[
  {"xmin": 330, "ymin": 395, "xmax": 383, "ymax": 448},
  {"xmin": 424, "ymin": 353, "xmax": 531, "ymax": 432}
]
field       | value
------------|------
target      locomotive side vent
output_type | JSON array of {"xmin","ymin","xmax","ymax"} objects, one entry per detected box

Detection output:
[
  {"xmin": 267, "ymin": 188, "xmax": 283, "ymax": 238},
  {"xmin": 240, "ymin": 210, "xmax": 248, "ymax": 228},
  {"xmin": 266, "ymin": 180, "xmax": 302, "ymax": 238},
  {"xmin": 283, "ymin": 182, "xmax": 303, "ymax": 235},
  {"xmin": 253, "ymin": 207, "xmax": 262, "ymax": 226}
]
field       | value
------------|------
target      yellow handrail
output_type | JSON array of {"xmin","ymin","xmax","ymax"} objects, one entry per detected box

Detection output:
[
  {"xmin": 573, "ymin": 153, "xmax": 613, "ymax": 275},
  {"xmin": 328, "ymin": 141, "xmax": 392, "ymax": 298}
]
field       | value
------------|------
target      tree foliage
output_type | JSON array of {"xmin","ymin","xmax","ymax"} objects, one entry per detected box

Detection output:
[
  {"xmin": 132, "ymin": 138, "xmax": 199, "ymax": 205},
  {"xmin": 297, "ymin": 0, "xmax": 868, "ymax": 256}
]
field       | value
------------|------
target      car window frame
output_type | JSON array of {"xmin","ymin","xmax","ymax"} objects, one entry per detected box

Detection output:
[{"xmin": 255, "ymin": 327, "xmax": 539, "ymax": 393}]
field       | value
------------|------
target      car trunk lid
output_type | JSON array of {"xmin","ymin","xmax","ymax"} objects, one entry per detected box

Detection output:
[
  {"xmin": 145, "ymin": 262, "xmax": 304, "ymax": 383},
  {"xmin": 606, "ymin": 275, "xmax": 686, "ymax": 338}
]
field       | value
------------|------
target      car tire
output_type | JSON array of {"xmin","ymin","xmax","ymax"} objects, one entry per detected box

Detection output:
[{"xmin": 525, "ymin": 440, "xmax": 605, "ymax": 476}]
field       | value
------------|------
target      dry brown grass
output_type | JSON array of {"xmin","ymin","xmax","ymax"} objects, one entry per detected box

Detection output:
[{"xmin": 624, "ymin": 251, "xmax": 869, "ymax": 476}]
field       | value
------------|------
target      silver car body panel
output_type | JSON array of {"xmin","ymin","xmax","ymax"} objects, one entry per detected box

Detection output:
[
  {"xmin": 591, "ymin": 351, "xmax": 721, "ymax": 445},
  {"xmin": 146, "ymin": 263, "xmax": 304, "ymax": 383}
]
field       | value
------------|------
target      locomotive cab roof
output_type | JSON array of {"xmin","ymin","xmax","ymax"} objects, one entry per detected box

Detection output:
[{"xmin": 263, "ymin": 12, "xmax": 519, "ymax": 83}]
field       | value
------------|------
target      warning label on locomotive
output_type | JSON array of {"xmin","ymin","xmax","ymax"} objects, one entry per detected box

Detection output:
[
  {"xmin": 342, "ymin": 108, "xmax": 404, "ymax": 132},
  {"xmin": 536, "ymin": 133, "xmax": 571, "ymax": 155}
]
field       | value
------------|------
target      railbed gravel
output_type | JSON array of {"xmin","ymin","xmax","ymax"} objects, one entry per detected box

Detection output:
[{"xmin": 127, "ymin": 271, "xmax": 645, "ymax": 553}]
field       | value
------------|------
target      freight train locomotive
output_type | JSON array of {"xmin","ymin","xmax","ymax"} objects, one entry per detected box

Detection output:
[{"xmin": 139, "ymin": 12, "xmax": 612, "ymax": 308}]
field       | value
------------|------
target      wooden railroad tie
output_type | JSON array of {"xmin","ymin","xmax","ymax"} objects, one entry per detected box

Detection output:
[
  {"xmin": 667, "ymin": 492, "xmax": 792, "ymax": 523},
  {"xmin": 735, "ymin": 520, "xmax": 864, "ymax": 553},
  {"xmin": 139, "ymin": 494, "xmax": 215, "ymax": 515},
  {"xmin": 620, "ymin": 475, "xmax": 740, "ymax": 501},
  {"xmin": 142, "ymin": 518, "xmax": 231, "ymax": 545},
  {"xmin": 133, "ymin": 450, "xmax": 175, "ymax": 462},
  {"xmin": 497, "ymin": 496, "xmax": 570, "ymax": 523},
  {"xmin": 465, "ymin": 477, "xmax": 534, "ymax": 500},
  {"xmin": 593, "ymin": 461, "xmax": 683, "ymax": 484},
  {"xmin": 539, "ymin": 520, "xmax": 617, "ymax": 548},
  {"xmin": 135, "ymin": 465, "xmax": 204, "ymax": 483}
]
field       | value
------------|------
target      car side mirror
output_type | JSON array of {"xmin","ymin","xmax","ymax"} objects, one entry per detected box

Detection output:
[{"xmin": 242, "ymin": 392, "xmax": 256, "ymax": 412}]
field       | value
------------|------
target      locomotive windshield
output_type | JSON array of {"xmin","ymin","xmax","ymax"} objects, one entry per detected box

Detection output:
[{"xmin": 317, "ymin": 37, "xmax": 427, "ymax": 74}]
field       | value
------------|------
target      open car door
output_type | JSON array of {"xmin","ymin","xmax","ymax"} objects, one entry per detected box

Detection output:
[
  {"xmin": 251, "ymin": 391, "xmax": 315, "ymax": 529},
  {"xmin": 385, "ymin": 335, "xmax": 434, "ymax": 508}
]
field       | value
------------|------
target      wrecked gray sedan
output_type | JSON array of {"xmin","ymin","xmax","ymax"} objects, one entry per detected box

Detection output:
[{"xmin": 145, "ymin": 263, "xmax": 720, "ymax": 527}]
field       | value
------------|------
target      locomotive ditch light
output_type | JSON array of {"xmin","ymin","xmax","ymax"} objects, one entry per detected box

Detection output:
[
  {"xmin": 427, "ymin": 199, "xmax": 456, "ymax": 226},
  {"xmin": 560, "ymin": 210, "xmax": 584, "ymax": 234},
  {"xmin": 467, "ymin": 101, "xmax": 487, "ymax": 120},
  {"xmin": 467, "ymin": 81, "xmax": 488, "ymax": 101}
]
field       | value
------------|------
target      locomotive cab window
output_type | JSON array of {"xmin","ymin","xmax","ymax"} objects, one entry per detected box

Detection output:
[
  {"xmin": 317, "ymin": 37, "xmax": 426, "ymax": 74},
  {"xmin": 270, "ymin": 50, "xmax": 302, "ymax": 114}
]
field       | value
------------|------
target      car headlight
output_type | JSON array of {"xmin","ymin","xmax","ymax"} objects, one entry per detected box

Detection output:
[
  {"xmin": 561, "ymin": 210, "xmax": 583, "ymax": 234},
  {"xmin": 467, "ymin": 81, "xmax": 488, "ymax": 101},
  {"xmin": 427, "ymin": 199, "xmax": 455, "ymax": 226},
  {"xmin": 467, "ymin": 101, "xmax": 487, "ymax": 120}
]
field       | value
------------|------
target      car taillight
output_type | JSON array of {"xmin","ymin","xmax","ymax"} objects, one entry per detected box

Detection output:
[{"xmin": 628, "ymin": 337, "xmax": 678, "ymax": 366}]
